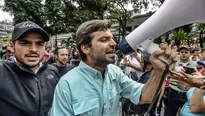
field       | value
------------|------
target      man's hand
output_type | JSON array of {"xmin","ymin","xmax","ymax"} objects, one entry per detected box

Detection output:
[
  {"xmin": 149, "ymin": 46, "xmax": 179, "ymax": 71},
  {"xmin": 169, "ymin": 70, "xmax": 205, "ymax": 89},
  {"xmin": 123, "ymin": 57, "xmax": 131, "ymax": 67}
]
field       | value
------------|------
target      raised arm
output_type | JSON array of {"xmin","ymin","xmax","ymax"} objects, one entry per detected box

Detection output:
[{"xmin": 140, "ymin": 47, "xmax": 178, "ymax": 104}]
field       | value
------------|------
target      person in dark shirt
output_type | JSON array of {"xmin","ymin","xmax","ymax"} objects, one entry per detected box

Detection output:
[
  {"xmin": 0, "ymin": 21, "xmax": 60, "ymax": 116},
  {"xmin": 53, "ymin": 46, "xmax": 74, "ymax": 77}
]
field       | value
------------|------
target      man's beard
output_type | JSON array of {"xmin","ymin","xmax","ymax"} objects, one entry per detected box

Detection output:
[
  {"xmin": 58, "ymin": 60, "xmax": 67, "ymax": 66},
  {"xmin": 15, "ymin": 58, "xmax": 41, "ymax": 68},
  {"xmin": 91, "ymin": 54, "xmax": 114, "ymax": 68}
]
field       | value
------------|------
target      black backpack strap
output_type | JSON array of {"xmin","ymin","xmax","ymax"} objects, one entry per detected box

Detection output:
[{"xmin": 144, "ymin": 65, "xmax": 169, "ymax": 116}]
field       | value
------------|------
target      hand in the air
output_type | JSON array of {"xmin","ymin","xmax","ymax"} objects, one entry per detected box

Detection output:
[
  {"xmin": 149, "ymin": 46, "xmax": 179, "ymax": 71},
  {"xmin": 169, "ymin": 70, "xmax": 205, "ymax": 89}
]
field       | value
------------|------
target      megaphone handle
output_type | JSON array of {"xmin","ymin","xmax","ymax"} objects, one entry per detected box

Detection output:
[{"xmin": 158, "ymin": 55, "xmax": 171, "ymax": 65}]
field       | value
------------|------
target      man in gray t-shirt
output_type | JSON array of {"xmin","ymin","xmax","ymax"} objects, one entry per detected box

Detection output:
[{"xmin": 165, "ymin": 46, "xmax": 198, "ymax": 116}]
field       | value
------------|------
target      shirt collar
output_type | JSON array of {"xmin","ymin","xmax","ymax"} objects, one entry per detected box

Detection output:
[
  {"xmin": 177, "ymin": 60, "xmax": 190, "ymax": 66},
  {"xmin": 16, "ymin": 62, "xmax": 44, "ymax": 75},
  {"xmin": 78, "ymin": 61, "xmax": 105, "ymax": 78},
  {"xmin": 34, "ymin": 62, "xmax": 43, "ymax": 74}
]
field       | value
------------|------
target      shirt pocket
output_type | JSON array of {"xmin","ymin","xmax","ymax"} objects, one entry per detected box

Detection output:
[
  {"xmin": 72, "ymin": 97, "xmax": 99, "ymax": 116},
  {"xmin": 107, "ymin": 85, "xmax": 122, "ymax": 112}
]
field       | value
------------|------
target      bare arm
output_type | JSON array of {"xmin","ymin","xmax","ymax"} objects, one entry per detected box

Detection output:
[
  {"xmin": 128, "ymin": 63, "xmax": 143, "ymax": 72},
  {"xmin": 140, "ymin": 69, "xmax": 164, "ymax": 104},
  {"xmin": 139, "ymin": 46, "xmax": 178, "ymax": 104},
  {"xmin": 190, "ymin": 88, "xmax": 205, "ymax": 113}
]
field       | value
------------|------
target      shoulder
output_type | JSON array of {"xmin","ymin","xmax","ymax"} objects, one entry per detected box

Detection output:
[
  {"xmin": 0, "ymin": 60, "xmax": 15, "ymax": 87},
  {"xmin": 0, "ymin": 60, "xmax": 16, "ymax": 69},
  {"xmin": 44, "ymin": 64, "xmax": 60, "ymax": 77},
  {"xmin": 0, "ymin": 59, "xmax": 3, "ymax": 67},
  {"xmin": 107, "ymin": 64, "xmax": 122, "ymax": 72},
  {"xmin": 66, "ymin": 64, "xmax": 74, "ymax": 68},
  {"xmin": 47, "ymin": 64, "xmax": 58, "ymax": 71},
  {"xmin": 60, "ymin": 67, "xmax": 80, "ymax": 81},
  {"xmin": 189, "ymin": 61, "xmax": 198, "ymax": 67},
  {"xmin": 57, "ymin": 67, "xmax": 85, "ymax": 90},
  {"xmin": 106, "ymin": 64, "xmax": 125, "ymax": 79}
]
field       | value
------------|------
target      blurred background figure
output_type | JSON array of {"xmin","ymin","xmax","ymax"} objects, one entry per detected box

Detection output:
[
  {"xmin": 44, "ymin": 46, "xmax": 51, "ymax": 62},
  {"xmin": 191, "ymin": 48, "xmax": 201, "ymax": 61},
  {"xmin": 120, "ymin": 51, "xmax": 142, "ymax": 80},
  {"xmin": 180, "ymin": 40, "xmax": 189, "ymax": 48},
  {"xmin": 53, "ymin": 46, "xmax": 74, "ymax": 77},
  {"xmin": 190, "ymin": 38, "xmax": 200, "ymax": 50},
  {"xmin": 169, "ymin": 40, "xmax": 177, "ymax": 49}
]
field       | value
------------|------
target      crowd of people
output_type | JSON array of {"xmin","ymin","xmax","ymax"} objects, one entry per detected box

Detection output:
[
  {"xmin": 119, "ymin": 36, "xmax": 205, "ymax": 116},
  {"xmin": 0, "ymin": 20, "xmax": 204, "ymax": 116}
]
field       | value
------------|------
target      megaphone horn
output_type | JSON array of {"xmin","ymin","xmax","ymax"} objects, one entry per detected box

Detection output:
[{"xmin": 119, "ymin": 0, "xmax": 205, "ymax": 56}]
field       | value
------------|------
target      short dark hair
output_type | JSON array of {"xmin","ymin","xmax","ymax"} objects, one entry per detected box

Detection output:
[
  {"xmin": 54, "ymin": 46, "xmax": 67, "ymax": 55},
  {"xmin": 193, "ymin": 48, "xmax": 200, "ymax": 53},
  {"xmin": 201, "ymin": 48, "xmax": 205, "ymax": 53},
  {"xmin": 76, "ymin": 20, "xmax": 111, "ymax": 61}
]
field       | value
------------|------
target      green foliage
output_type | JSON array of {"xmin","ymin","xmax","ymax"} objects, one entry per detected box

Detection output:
[
  {"xmin": 198, "ymin": 23, "xmax": 205, "ymax": 33},
  {"xmin": 2, "ymin": 0, "xmax": 152, "ymax": 37},
  {"xmin": 2, "ymin": 35, "xmax": 12, "ymax": 41},
  {"xmin": 3, "ymin": 0, "xmax": 45, "ymax": 26},
  {"xmin": 173, "ymin": 29, "xmax": 189, "ymax": 46},
  {"xmin": 149, "ymin": 0, "xmax": 164, "ymax": 7},
  {"xmin": 0, "ymin": 35, "xmax": 12, "ymax": 47},
  {"xmin": 105, "ymin": 0, "xmax": 149, "ymax": 37}
]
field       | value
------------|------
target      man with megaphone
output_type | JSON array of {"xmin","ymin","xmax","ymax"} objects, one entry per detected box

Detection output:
[{"xmin": 50, "ymin": 20, "xmax": 179, "ymax": 116}]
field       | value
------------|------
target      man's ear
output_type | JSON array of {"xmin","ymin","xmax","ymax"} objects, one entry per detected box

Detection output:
[
  {"xmin": 9, "ymin": 41, "xmax": 14, "ymax": 52},
  {"xmin": 80, "ymin": 44, "xmax": 90, "ymax": 55}
]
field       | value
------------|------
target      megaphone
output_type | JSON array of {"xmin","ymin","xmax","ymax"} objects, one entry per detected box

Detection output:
[{"xmin": 119, "ymin": 0, "xmax": 205, "ymax": 57}]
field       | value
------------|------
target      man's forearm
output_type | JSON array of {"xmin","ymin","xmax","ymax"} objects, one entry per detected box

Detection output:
[
  {"xmin": 190, "ymin": 88, "xmax": 205, "ymax": 113},
  {"xmin": 140, "ymin": 69, "xmax": 164, "ymax": 104},
  {"xmin": 129, "ymin": 63, "xmax": 143, "ymax": 72}
]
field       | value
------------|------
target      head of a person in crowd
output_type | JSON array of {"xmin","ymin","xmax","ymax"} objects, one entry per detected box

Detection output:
[
  {"xmin": 170, "ymin": 40, "xmax": 175, "ymax": 45},
  {"xmin": 192, "ymin": 38, "xmax": 197, "ymax": 44},
  {"xmin": 182, "ymin": 40, "xmax": 188, "ymax": 45},
  {"xmin": 10, "ymin": 21, "xmax": 49, "ymax": 71},
  {"xmin": 161, "ymin": 38, "xmax": 166, "ymax": 43},
  {"xmin": 193, "ymin": 48, "xmax": 201, "ymax": 57},
  {"xmin": 201, "ymin": 48, "xmax": 205, "ymax": 61},
  {"xmin": 179, "ymin": 46, "xmax": 191, "ymax": 63},
  {"xmin": 54, "ymin": 46, "xmax": 68, "ymax": 66},
  {"xmin": 140, "ymin": 51, "xmax": 152, "ymax": 72},
  {"xmin": 76, "ymin": 20, "xmax": 116, "ymax": 69},
  {"xmin": 45, "ymin": 46, "xmax": 50, "ymax": 52}
]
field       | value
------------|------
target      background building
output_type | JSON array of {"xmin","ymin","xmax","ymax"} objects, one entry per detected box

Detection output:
[{"xmin": 0, "ymin": 20, "xmax": 13, "ymax": 48}]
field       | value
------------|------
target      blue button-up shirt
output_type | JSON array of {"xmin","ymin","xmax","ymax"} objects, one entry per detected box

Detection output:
[{"xmin": 50, "ymin": 61, "xmax": 144, "ymax": 116}]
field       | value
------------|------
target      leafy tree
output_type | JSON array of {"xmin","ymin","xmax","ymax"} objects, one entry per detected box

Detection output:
[
  {"xmin": 2, "ymin": 0, "xmax": 45, "ymax": 26},
  {"xmin": 150, "ymin": 0, "xmax": 165, "ymax": 7},
  {"xmin": 1, "ymin": 0, "xmax": 151, "ymax": 38},
  {"xmin": 198, "ymin": 23, "xmax": 205, "ymax": 35},
  {"xmin": 106, "ymin": 0, "xmax": 149, "ymax": 37},
  {"xmin": 1, "ymin": 35, "xmax": 12, "ymax": 47},
  {"xmin": 197, "ymin": 23, "xmax": 205, "ymax": 48},
  {"xmin": 173, "ymin": 28, "xmax": 188, "ymax": 46}
]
